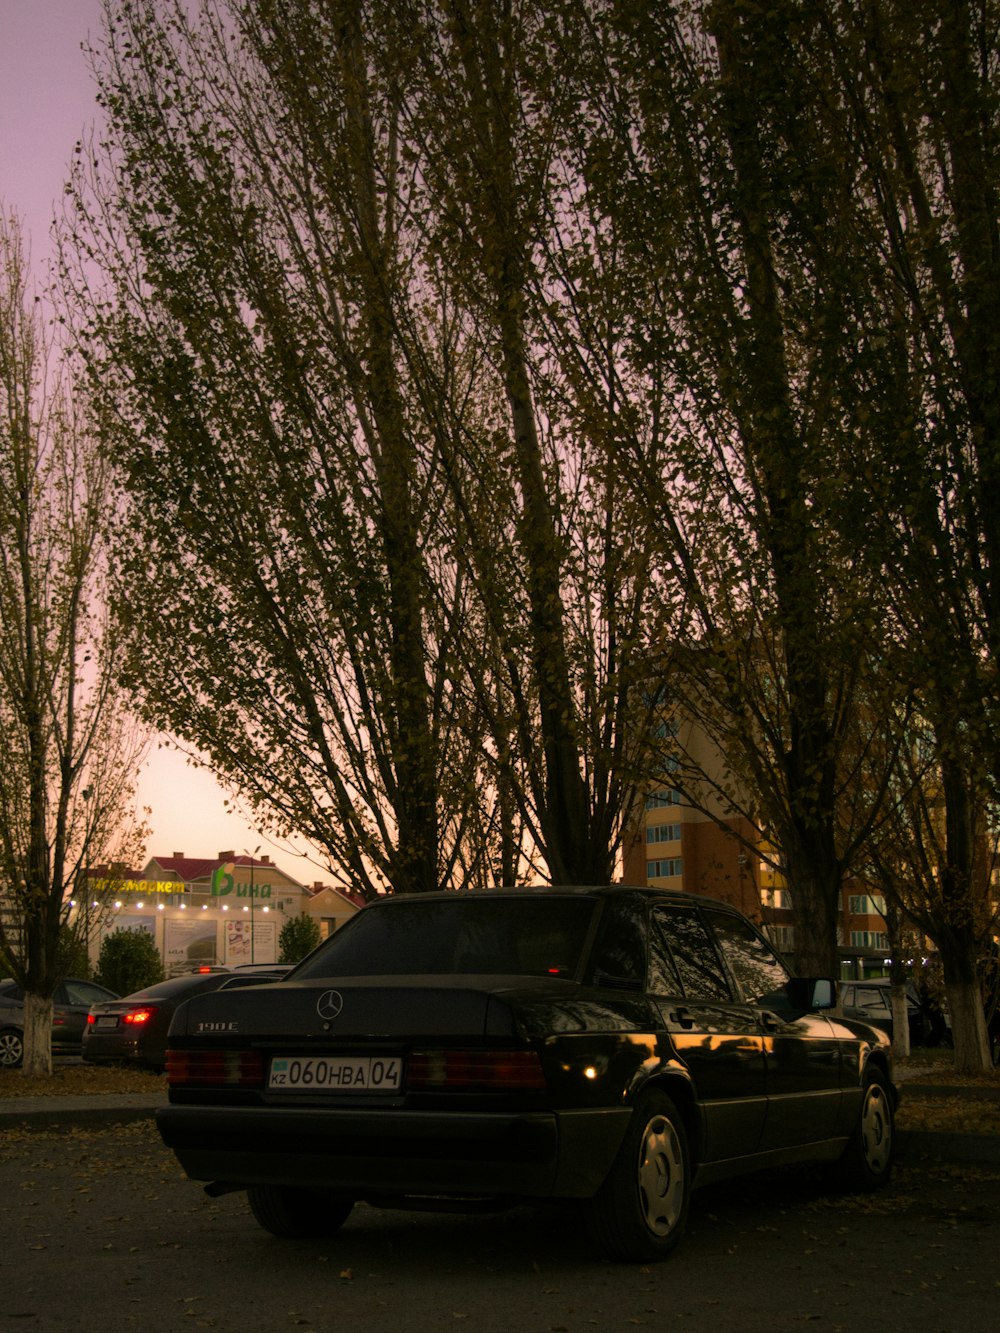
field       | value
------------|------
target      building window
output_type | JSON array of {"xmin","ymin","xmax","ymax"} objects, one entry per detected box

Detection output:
[
  {"xmin": 645, "ymin": 790, "xmax": 681, "ymax": 809},
  {"xmin": 849, "ymin": 895, "xmax": 886, "ymax": 916},
  {"xmin": 646, "ymin": 823, "xmax": 681, "ymax": 845},
  {"xmin": 850, "ymin": 930, "xmax": 889, "ymax": 950},
  {"xmin": 647, "ymin": 858, "xmax": 683, "ymax": 879},
  {"xmin": 762, "ymin": 888, "xmax": 793, "ymax": 909},
  {"xmin": 765, "ymin": 925, "xmax": 796, "ymax": 950}
]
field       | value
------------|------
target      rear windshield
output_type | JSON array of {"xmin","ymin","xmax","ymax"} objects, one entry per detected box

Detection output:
[
  {"xmin": 294, "ymin": 895, "xmax": 598, "ymax": 980},
  {"xmin": 123, "ymin": 974, "xmax": 231, "ymax": 1001}
]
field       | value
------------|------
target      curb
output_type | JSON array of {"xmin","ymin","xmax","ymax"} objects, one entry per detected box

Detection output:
[
  {"xmin": 0, "ymin": 1095, "xmax": 166, "ymax": 1132},
  {"xmin": 895, "ymin": 1128, "xmax": 1000, "ymax": 1167}
]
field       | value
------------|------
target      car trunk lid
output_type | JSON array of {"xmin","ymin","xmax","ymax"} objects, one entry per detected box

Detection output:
[{"xmin": 170, "ymin": 975, "xmax": 579, "ymax": 1043}]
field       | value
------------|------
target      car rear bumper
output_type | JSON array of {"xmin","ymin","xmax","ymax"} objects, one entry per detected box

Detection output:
[
  {"xmin": 156, "ymin": 1103, "xmax": 631, "ymax": 1200},
  {"xmin": 82, "ymin": 1037, "xmax": 164, "ymax": 1070}
]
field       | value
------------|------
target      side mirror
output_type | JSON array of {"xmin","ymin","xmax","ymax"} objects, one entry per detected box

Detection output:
[
  {"xmin": 809, "ymin": 978, "xmax": 836, "ymax": 1009},
  {"xmin": 785, "ymin": 976, "xmax": 837, "ymax": 1010}
]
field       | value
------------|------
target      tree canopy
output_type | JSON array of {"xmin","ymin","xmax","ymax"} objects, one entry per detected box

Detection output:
[
  {"xmin": 0, "ymin": 210, "xmax": 148, "ymax": 1074},
  {"xmin": 59, "ymin": 0, "xmax": 1000, "ymax": 1066}
]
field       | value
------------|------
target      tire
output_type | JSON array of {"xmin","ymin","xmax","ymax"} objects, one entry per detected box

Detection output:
[
  {"xmin": 0, "ymin": 1028, "xmax": 24, "ymax": 1068},
  {"xmin": 247, "ymin": 1184, "xmax": 354, "ymax": 1239},
  {"xmin": 586, "ymin": 1090, "xmax": 690, "ymax": 1262},
  {"xmin": 838, "ymin": 1069, "xmax": 894, "ymax": 1191}
]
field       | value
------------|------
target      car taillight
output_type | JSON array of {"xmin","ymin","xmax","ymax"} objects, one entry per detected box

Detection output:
[
  {"xmin": 122, "ymin": 1007, "xmax": 157, "ymax": 1026},
  {"xmin": 167, "ymin": 1049, "xmax": 265, "ymax": 1087},
  {"xmin": 406, "ymin": 1049, "xmax": 546, "ymax": 1091}
]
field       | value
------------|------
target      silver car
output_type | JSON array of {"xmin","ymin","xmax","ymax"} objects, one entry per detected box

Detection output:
[{"xmin": 0, "ymin": 977, "xmax": 119, "ymax": 1067}]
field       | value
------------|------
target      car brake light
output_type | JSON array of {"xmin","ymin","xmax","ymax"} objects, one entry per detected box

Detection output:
[
  {"xmin": 167, "ymin": 1049, "xmax": 266, "ymax": 1087},
  {"xmin": 122, "ymin": 1007, "xmax": 157, "ymax": 1025},
  {"xmin": 406, "ymin": 1049, "xmax": 546, "ymax": 1091}
]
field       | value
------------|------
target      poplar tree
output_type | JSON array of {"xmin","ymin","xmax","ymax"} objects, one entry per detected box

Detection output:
[{"xmin": 0, "ymin": 212, "xmax": 147, "ymax": 1075}]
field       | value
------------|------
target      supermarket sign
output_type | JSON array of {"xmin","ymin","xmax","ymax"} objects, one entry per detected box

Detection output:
[
  {"xmin": 91, "ymin": 878, "xmax": 185, "ymax": 896},
  {"xmin": 211, "ymin": 862, "xmax": 273, "ymax": 900}
]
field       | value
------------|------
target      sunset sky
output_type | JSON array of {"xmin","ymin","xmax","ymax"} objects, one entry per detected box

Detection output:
[{"xmin": 1, "ymin": 0, "xmax": 324, "ymax": 884}]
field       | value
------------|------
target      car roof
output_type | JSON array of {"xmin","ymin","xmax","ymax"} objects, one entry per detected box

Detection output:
[{"xmin": 359, "ymin": 884, "xmax": 730, "ymax": 910}]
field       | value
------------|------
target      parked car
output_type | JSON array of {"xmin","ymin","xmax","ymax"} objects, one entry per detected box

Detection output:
[
  {"xmin": 840, "ymin": 978, "xmax": 933, "ymax": 1046},
  {"xmin": 156, "ymin": 886, "xmax": 896, "ymax": 1261},
  {"xmin": 83, "ymin": 967, "xmax": 290, "ymax": 1073},
  {"xmin": 0, "ymin": 977, "xmax": 119, "ymax": 1067}
]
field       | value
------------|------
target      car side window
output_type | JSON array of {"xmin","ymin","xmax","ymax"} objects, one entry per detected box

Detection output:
[
  {"xmin": 857, "ymin": 986, "xmax": 891, "ymax": 1014},
  {"xmin": 647, "ymin": 912, "xmax": 685, "ymax": 995},
  {"xmin": 653, "ymin": 906, "xmax": 731, "ymax": 1002},
  {"xmin": 588, "ymin": 900, "xmax": 647, "ymax": 990},
  {"xmin": 703, "ymin": 909, "xmax": 790, "ymax": 1005},
  {"xmin": 63, "ymin": 980, "xmax": 112, "ymax": 1006}
]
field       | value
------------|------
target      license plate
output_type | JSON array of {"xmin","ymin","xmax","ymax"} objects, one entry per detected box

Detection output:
[
  {"xmin": 268, "ymin": 1054, "xmax": 402, "ymax": 1092},
  {"xmin": 95, "ymin": 1016, "xmax": 119, "ymax": 1029}
]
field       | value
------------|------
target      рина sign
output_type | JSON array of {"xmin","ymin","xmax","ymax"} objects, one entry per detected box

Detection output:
[{"xmin": 211, "ymin": 862, "xmax": 273, "ymax": 900}]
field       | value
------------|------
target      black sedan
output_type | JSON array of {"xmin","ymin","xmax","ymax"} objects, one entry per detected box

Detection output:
[
  {"xmin": 0, "ymin": 977, "xmax": 119, "ymax": 1067},
  {"xmin": 83, "ymin": 966, "xmax": 290, "ymax": 1072},
  {"xmin": 156, "ymin": 886, "xmax": 896, "ymax": 1262}
]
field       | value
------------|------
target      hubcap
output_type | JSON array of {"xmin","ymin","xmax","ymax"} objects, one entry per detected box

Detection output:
[
  {"xmin": 638, "ymin": 1113, "xmax": 685, "ymax": 1236},
  {"xmin": 861, "ymin": 1084, "xmax": 891, "ymax": 1173},
  {"xmin": 0, "ymin": 1033, "xmax": 23, "ymax": 1066}
]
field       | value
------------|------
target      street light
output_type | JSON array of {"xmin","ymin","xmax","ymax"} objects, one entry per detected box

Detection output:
[{"xmin": 245, "ymin": 846, "xmax": 261, "ymax": 963}]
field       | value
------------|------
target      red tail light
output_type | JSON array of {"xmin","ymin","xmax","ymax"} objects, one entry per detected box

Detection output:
[
  {"xmin": 406, "ymin": 1049, "xmax": 546, "ymax": 1091},
  {"xmin": 167, "ymin": 1049, "xmax": 266, "ymax": 1087},
  {"xmin": 122, "ymin": 1007, "xmax": 157, "ymax": 1026},
  {"xmin": 88, "ymin": 1006, "xmax": 159, "ymax": 1026}
]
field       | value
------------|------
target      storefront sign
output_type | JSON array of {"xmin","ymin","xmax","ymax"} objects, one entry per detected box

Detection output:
[
  {"xmin": 225, "ymin": 919, "xmax": 277, "ymax": 964},
  {"xmin": 211, "ymin": 862, "xmax": 273, "ymax": 900},
  {"xmin": 92, "ymin": 879, "xmax": 185, "ymax": 895},
  {"xmin": 165, "ymin": 917, "xmax": 219, "ymax": 970}
]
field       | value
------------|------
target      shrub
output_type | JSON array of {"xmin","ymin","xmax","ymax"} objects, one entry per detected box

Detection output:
[
  {"xmin": 57, "ymin": 925, "xmax": 93, "ymax": 979},
  {"xmin": 279, "ymin": 912, "xmax": 322, "ymax": 964},
  {"xmin": 95, "ymin": 928, "xmax": 165, "ymax": 995}
]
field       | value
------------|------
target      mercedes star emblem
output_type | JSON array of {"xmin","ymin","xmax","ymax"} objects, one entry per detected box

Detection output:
[{"xmin": 316, "ymin": 989, "xmax": 344, "ymax": 1021}]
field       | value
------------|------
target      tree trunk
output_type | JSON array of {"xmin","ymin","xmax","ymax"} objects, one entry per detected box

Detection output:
[
  {"xmin": 787, "ymin": 856, "xmax": 841, "ymax": 977},
  {"xmin": 944, "ymin": 979, "xmax": 991, "ymax": 1075},
  {"xmin": 933, "ymin": 755, "xmax": 992, "ymax": 1072},
  {"xmin": 889, "ymin": 987, "xmax": 911, "ymax": 1061},
  {"xmin": 21, "ymin": 993, "xmax": 54, "ymax": 1078}
]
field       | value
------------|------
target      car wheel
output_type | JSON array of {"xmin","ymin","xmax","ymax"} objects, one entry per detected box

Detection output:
[
  {"xmin": 0, "ymin": 1028, "xmax": 24, "ymax": 1068},
  {"xmin": 247, "ymin": 1185, "xmax": 354, "ymax": 1238},
  {"xmin": 586, "ymin": 1089, "xmax": 690, "ymax": 1262},
  {"xmin": 838, "ymin": 1068, "xmax": 894, "ymax": 1191}
]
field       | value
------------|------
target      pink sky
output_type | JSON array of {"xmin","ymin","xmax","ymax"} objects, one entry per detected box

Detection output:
[
  {"xmin": 0, "ymin": 1, "xmax": 323, "ymax": 884},
  {"xmin": 0, "ymin": 0, "xmax": 103, "ymax": 264}
]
